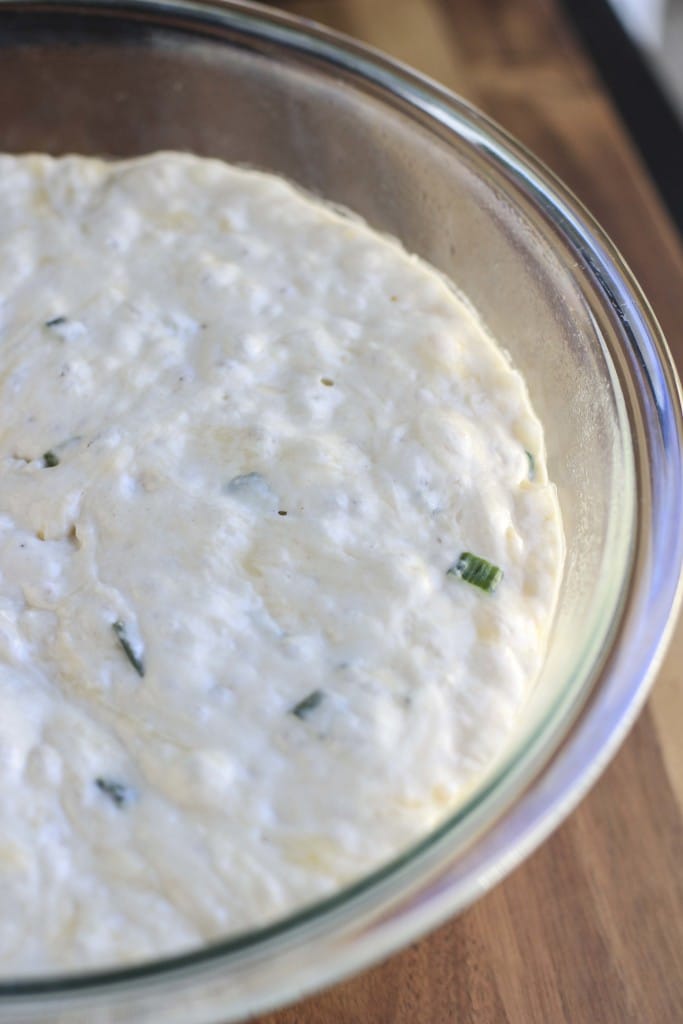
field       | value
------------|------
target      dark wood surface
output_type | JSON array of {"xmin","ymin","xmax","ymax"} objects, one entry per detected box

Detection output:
[{"xmin": 253, "ymin": 1, "xmax": 683, "ymax": 1022}]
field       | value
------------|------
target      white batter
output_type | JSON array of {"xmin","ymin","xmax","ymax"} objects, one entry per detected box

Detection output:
[{"xmin": 0, "ymin": 153, "xmax": 563, "ymax": 973}]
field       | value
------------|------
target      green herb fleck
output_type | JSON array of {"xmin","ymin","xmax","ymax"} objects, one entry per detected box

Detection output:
[
  {"xmin": 95, "ymin": 777, "xmax": 130, "ymax": 808},
  {"xmin": 43, "ymin": 450, "xmax": 60, "ymax": 468},
  {"xmin": 112, "ymin": 620, "xmax": 145, "ymax": 677},
  {"xmin": 525, "ymin": 450, "xmax": 535, "ymax": 481},
  {"xmin": 291, "ymin": 689, "xmax": 325, "ymax": 720},
  {"xmin": 226, "ymin": 472, "xmax": 264, "ymax": 493},
  {"xmin": 45, "ymin": 316, "xmax": 67, "ymax": 328},
  {"xmin": 224, "ymin": 472, "xmax": 278, "ymax": 514},
  {"xmin": 448, "ymin": 552, "xmax": 503, "ymax": 593}
]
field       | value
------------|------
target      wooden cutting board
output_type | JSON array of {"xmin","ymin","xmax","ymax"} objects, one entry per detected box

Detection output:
[{"xmin": 253, "ymin": 1, "xmax": 683, "ymax": 1021}]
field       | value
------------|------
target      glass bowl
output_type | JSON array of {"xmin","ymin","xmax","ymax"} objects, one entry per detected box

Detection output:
[{"xmin": 0, "ymin": 1, "xmax": 681, "ymax": 1021}]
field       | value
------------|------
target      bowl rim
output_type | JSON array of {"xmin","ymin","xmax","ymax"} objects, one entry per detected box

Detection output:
[{"xmin": 1, "ymin": 0, "xmax": 682, "ymax": 1010}]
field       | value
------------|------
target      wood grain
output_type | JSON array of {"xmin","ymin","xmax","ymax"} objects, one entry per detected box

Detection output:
[{"xmin": 253, "ymin": 1, "xmax": 683, "ymax": 1022}]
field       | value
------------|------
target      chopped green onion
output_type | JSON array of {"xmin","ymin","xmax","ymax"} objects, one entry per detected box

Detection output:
[
  {"xmin": 224, "ymin": 472, "xmax": 278, "ymax": 514},
  {"xmin": 226, "ymin": 472, "xmax": 264, "ymax": 494},
  {"xmin": 448, "ymin": 552, "xmax": 503, "ymax": 593},
  {"xmin": 525, "ymin": 450, "xmax": 535, "ymax": 481},
  {"xmin": 45, "ymin": 316, "xmax": 68, "ymax": 328},
  {"xmin": 95, "ymin": 777, "xmax": 131, "ymax": 808},
  {"xmin": 43, "ymin": 450, "xmax": 60, "ymax": 468},
  {"xmin": 112, "ymin": 620, "xmax": 145, "ymax": 677},
  {"xmin": 291, "ymin": 689, "xmax": 325, "ymax": 720}
]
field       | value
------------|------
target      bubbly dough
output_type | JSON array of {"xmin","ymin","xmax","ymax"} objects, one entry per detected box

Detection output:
[{"xmin": 0, "ymin": 153, "xmax": 563, "ymax": 972}]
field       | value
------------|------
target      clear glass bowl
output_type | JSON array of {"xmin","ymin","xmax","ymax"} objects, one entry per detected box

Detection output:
[{"xmin": 0, "ymin": 1, "xmax": 681, "ymax": 1021}]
